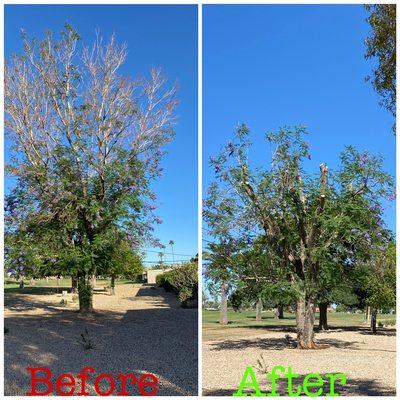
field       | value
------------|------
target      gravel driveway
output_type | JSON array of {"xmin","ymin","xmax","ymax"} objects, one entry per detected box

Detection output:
[
  {"xmin": 5, "ymin": 284, "xmax": 198, "ymax": 396},
  {"xmin": 203, "ymin": 328, "xmax": 396, "ymax": 396}
]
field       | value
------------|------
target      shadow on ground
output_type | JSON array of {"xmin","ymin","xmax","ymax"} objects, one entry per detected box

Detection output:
[
  {"xmin": 203, "ymin": 374, "xmax": 396, "ymax": 396},
  {"xmin": 207, "ymin": 322, "xmax": 396, "ymax": 338},
  {"xmin": 4, "ymin": 284, "xmax": 198, "ymax": 396},
  {"xmin": 209, "ymin": 336, "xmax": 364, "ymax": 351}
]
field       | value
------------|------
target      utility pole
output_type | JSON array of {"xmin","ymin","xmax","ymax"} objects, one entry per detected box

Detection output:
[{"xmin": 158, "ymin": 252, "xmax": 165, "ymax": 271}]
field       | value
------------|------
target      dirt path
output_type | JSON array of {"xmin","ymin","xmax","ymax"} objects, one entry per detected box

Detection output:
[
  {"xmin": 202, "ymin": 328, "xmax": 396, "ymax": 396},
  {"xmin": 5, "ymin": 284, "xmax": 198, "ymax": 396}
]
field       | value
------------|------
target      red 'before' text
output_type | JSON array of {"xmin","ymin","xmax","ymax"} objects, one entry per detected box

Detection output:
[{"xmin": 26, "ymin": 366, "xmax": 158, "ymax": 396}]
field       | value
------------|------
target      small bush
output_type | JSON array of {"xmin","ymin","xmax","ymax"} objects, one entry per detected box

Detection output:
[{"xmin": 78, "ymin": 328, "xmax": 94, "ymax": 350}]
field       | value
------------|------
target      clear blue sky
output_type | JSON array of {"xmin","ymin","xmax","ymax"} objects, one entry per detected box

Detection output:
[
  {"xmin": 203, "ymin": 4, "xmax": 395, "ymax": 235},
  {"xmin": 5, "ymin": 5, "xmax": 198, "ymax": 265}
]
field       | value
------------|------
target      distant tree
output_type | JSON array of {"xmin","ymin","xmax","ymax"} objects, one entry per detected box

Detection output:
[
  {"xmin": 5, "ymin": 25, "xmax": 177, "ymax": 312},
  {"xmin": 203, "ymin": 240, "xmax": 238, "ymax": 325},
  {"xmin": 230, "ymin": 287, "xmax": 249, "ymax": 312},
  {"xmin": 95, "ymin": 232, "xmax": 143, "ymax": 295},
  {"xmin": 169, "ymin": 240, "xmax": 175, "ymax": 264},
  {"xmin": 365, "ymin": 242, "xmax": 396, "ymax": 334},
  {"xmin": 365, "ymin": 4, "xmax": 396, "ymax": 128},
  {"xmin": 231, "ymin": 237, "xmax": 296, "ymax": 321}
]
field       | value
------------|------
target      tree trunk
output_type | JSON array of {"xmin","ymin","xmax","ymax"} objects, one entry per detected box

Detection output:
[
  {"xmin": 296, "ymin": 296, "xmax": 317, "ymax": 349},
  {"xmin": 371, "ymin": 308, "xmax": 377, "ymax": 334},
  {"xmin": 110, "ymin": 275, "xmax": 115, "ymax": 296},
  {"xmin": 78, "ymin": 276, "xmax": 93, "ymax": 313},
  {"xmin": 318, "ymin": 302, "xmax": 329, "ymax": 330},
  {"xmin": 19, "ymin": 279, "xmax": 25, "ymax": 289},
  {"xmin": 30, "ymin": 277, "xmax": 34, "ymax": 286},
  {"xmin": 278, "ymin": 305, "xmax": 284, "ymax": 319},
  {"xmin": 71, "ymin": 276, "xmax": 78, "ymax": 293},
  {"xmin": 91, "ymin": 275, "xmax": 96, "ymax": 289},
  {"xmin": 56, "ymin": 275, "xmax": 60, "ymax": 286},
  {"xmin": 365, "ymin": 306, "xmax": 371, "ymax": 322},
  {"xmin": 220, "ymin": 282, "xmax": 228, "ymax": 325},
  {"xmin": 256, "ymin": 298, "xmax": 263, "ymax": 321}
]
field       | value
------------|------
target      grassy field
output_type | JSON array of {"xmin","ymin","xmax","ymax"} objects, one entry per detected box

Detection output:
[{"xmin": 203, "ymin": 309, "xmax": 396, "ymax": 341}]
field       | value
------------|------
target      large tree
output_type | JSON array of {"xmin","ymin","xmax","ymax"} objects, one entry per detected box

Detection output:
[
  {"xmin": 205, "ymin": 125, "xmax": 393, "ymax": 348},
  {"xmin": 5, "ymin": 25, "xmax": 177, "ymax": 312},
  {"xmin": 365, "ymin": 4, "xmax": 396, "ymax": 126}
]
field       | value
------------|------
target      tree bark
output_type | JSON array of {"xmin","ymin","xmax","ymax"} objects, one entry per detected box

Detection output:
[
  {"xmin": 220, "ymin": 282, "xmax": 228, "ymax": 325},
  {"xmin": 91, "ymin": 274, "xmax": 96, "ymax": 289},
  {"xmin": 110, "ymin": 275, "xmax": 115, "ymax": 296},
  {"xmin": 19, "ymin": 279, "xmax": 25, "ymax": 289},
  {"xmin": 318, "ymin": 302, "xmax": 329, "ymax": 330},
  {"xmin": 78, "ymin": 275, "xmax": 93, "ymax": 313},
  {"xmin": 277, "ymin": 305, "xmax": 284, "ymax": 319},
  {"xmin": 256, "ymin": 298, "xmax": 263, "ymax": 321},
  {"xmin": 296, "ymin": 296, "xmax": 317, "ymax": 349},
  {"xmin": 56, "ymin": 275, "xmax": 60, "ymax": 286},
  {"xmin": 365, "ymin": 306, "xmax": 371, "ymax": 322},
  {"xmin": 71, "ymin": 276, "xmax": 78, "ymax": 293},
  {"xmin": 371, "ymin": 308, "xmax": 377, "ymax": 334}
]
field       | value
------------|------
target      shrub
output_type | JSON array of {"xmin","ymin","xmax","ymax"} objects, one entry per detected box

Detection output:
[
  {"xmin": 157, "ymin": 262, "xmax": 198, "ymax": 306},
  {"xmin": 156, "ymin": 270, "xmax": 174, "ymax": 292},
  {"xmin": 78, "ymin": 328, "xmax": 94, "ymax": 350}
]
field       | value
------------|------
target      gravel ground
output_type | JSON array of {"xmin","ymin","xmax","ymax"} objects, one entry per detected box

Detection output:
[
  {"xmin": 5, "ymin": 283, "xmax": 198, "ymax": 396},
  {"xmin": 202, "ymin": 328, "xmax": 396, "ymax": 396}
]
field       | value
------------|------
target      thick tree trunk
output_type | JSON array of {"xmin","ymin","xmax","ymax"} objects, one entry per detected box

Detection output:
[
  {"xmin": 318, "ymin": 302, "xmax": 329, "ymax": 330},
  {"xmin": 19, "ymin": 279, "xmax": 25, "ymax": 289},
  {"xmin": 78, "ymin": 276, "xmax": 93, "ymax": 313},
  {"xmin": 220, "ymin": 282, "xmax": 228, "ymax": 325},
  {"xmin": 278, "ymin": 305, "xmax": 284, "ymax": 319},
  {"xmin": 256, "ymin": 298, "xmax": 263, "ymax": 321},
  {"xmin": 296, "ymin": 296, "xmax": 317, "ymax": 349},
  {"xmin": 371, "ymin": 308, "xmax": 377, "ymax": 334},
  {"xmin": 110, "ymin": 275, "xmax": 116, "ymax": 296}
]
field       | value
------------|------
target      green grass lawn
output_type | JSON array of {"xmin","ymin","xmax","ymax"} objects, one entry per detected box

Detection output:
[{"xmin": 203, "ymin": 308, "xmax": 396, "ymax": 341}]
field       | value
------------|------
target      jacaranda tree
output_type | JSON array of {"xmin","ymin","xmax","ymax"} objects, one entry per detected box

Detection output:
[
  {"xmin": 205, "ymin": 124, "xmax": 393, "ymax": 348},
  {"xmin": 5, "ymin": 25, "xmax": 177, "ymax": 312}
]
